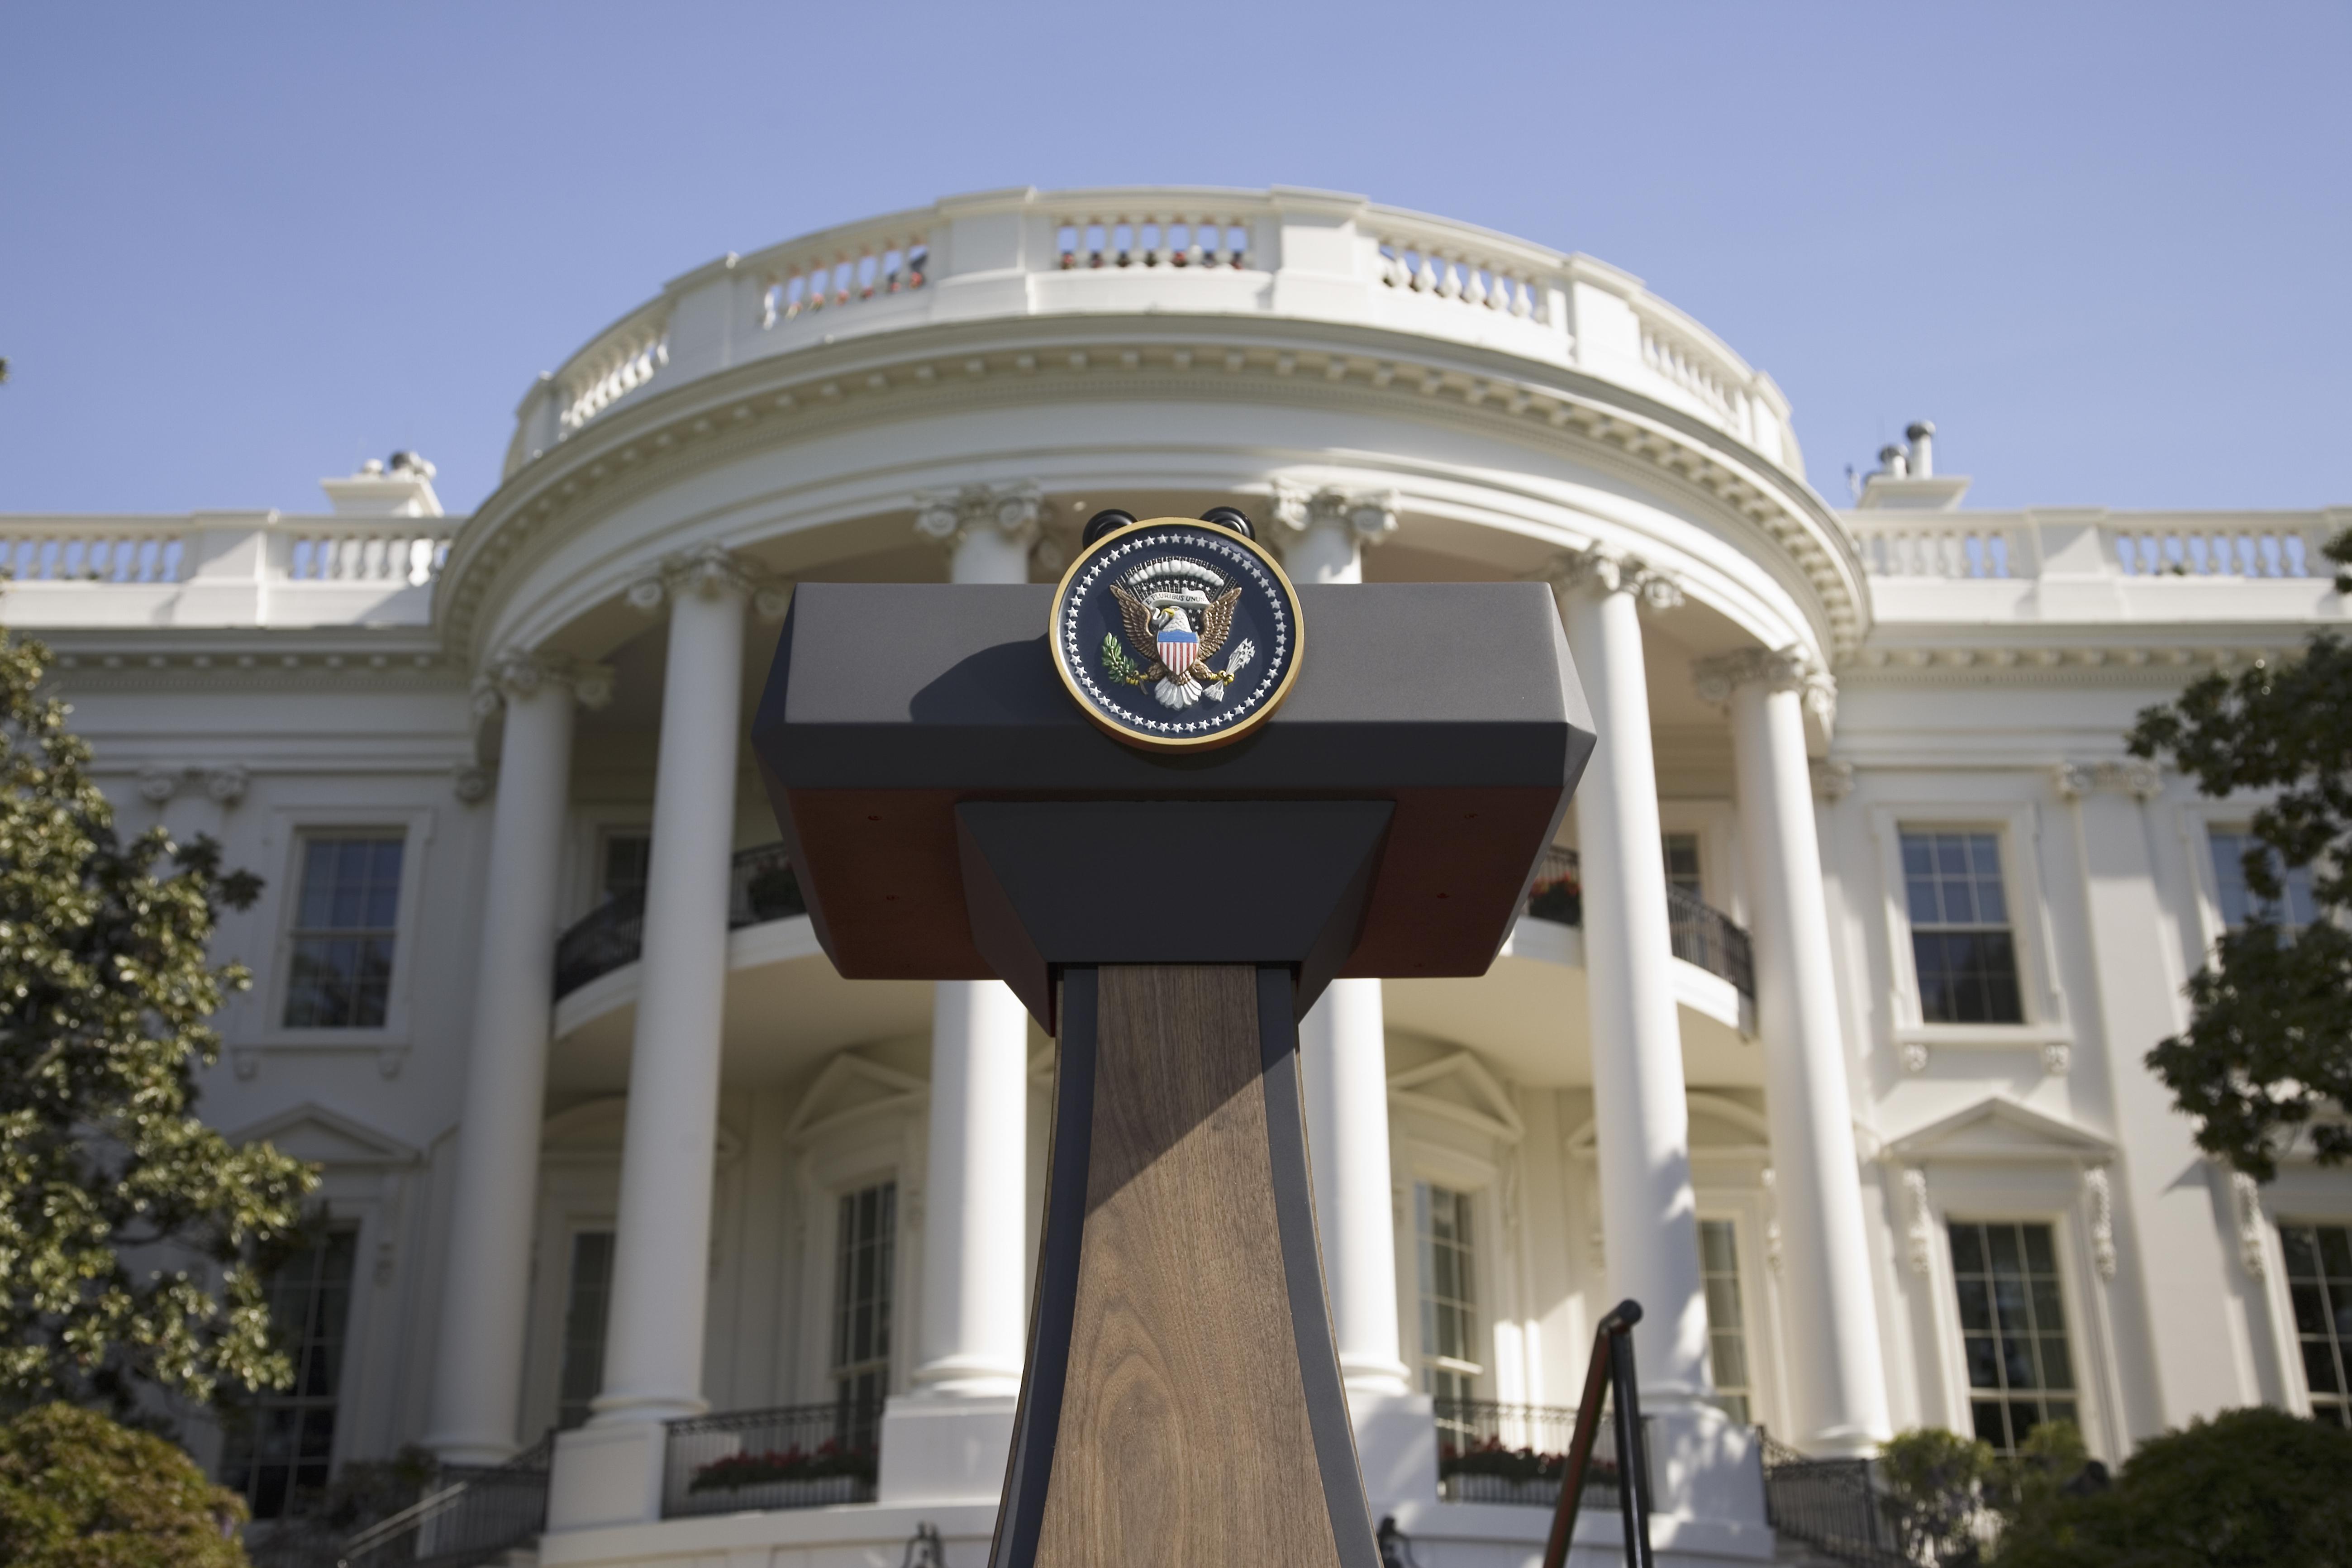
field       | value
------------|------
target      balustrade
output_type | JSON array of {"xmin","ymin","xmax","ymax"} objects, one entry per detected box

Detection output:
[
  {"xmin": 1374, "ymin": 234, "xmax": 1549, "ymax": 321},
  {"xmin": 0, "ymin": 526, "xmax": 186, "ymax": 584},
  {"xmin": 758, "ymin": 233, "xmax": 931, "ymax": 326},
  {"xmin": 1849, "ymin": 519, "xmax": 2025, "ymax": 580},
  {"xmin": 284, "ymin": 527, "xmax": 449, "ymax": 586},
  {"xmin": 1054, "ymin": 207, "xmax": 1252, "ymax": 271},
  {"xmin": 556, "ymin": 303, "xmax": 671, "ymax": 434},
  {"xmin": 2110, "ymin": 519, "xmax": 2322, "ymax": 578},
  {"xmin": 1637, "ymin": 319, "xmax": 1744, "ymax": 427}
]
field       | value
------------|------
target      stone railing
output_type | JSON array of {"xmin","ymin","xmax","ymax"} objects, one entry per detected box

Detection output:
[
  {"xmin": 499, "ymin": 186, "xmax": 1809, "ymax": 478},
  {"xmin": 554, "ymin": 298, "xmax": 672, "ymax": 437},
  {"xmin": 1847, "ymin": 509, "xmax": 2344, "ymax": 583},
  {"xmin": 0, "ymin": 513, "xmax": 457, "ymax": 629}
]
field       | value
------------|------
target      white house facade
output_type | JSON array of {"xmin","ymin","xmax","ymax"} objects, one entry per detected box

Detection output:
[{"xmin": 7, "ymin": 186, "xmax": 2347, "ymax": 1568}]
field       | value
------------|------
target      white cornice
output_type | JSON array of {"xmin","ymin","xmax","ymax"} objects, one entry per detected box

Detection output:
[{"xmin": 440, "ymin": 314, "xmax": 1865, "ymax": 665}]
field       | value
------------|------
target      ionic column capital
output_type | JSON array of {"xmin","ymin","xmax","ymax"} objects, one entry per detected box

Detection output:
[
  {"xmin": 1269, "ymin": 482, "xmax": 1400, "ymax": 547},
  {"xmin": 2052, "ymin": 758, "xmax": 2162, "ymax": 801},
  {"xmin": 470, "ymin": 648, "xmax": 614, "ymax": 718},
  {"xmin": 912, "ymin": 480, "xmax": 1044, "ymax": 552},
  {"xmin": 1547, "ymin": 545, "xmax": 1684, "ymax": 610},
  {"xmin": 1692, "ymin": 644, "xmax": 1837, "ymax": 731},
  {"xmin": 624, "ymin": 544, "xmax": 789, "ymax": 619}
]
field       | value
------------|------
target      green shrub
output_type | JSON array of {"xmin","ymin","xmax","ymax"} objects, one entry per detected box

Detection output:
[
  {"xmin": 1880, "ymin": 1425, "xmax": 1997, "ymax": 1563},
  {"xmin": 1995, "ymin": 1407, "xmax": 2352, "ymax": 1568},
  {"xmin": 0, "ymin": 1403, "xmax": 248, "ymax": 1568}
]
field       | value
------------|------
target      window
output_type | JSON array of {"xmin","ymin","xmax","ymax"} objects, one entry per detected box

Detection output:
[
  {"xmin": 1697, "ymin": 1220, "xmax": 1752, "ymax": 1425},
  {"xmin": 282, "ymin": 835, "xmax": 405, "ymax": 1028},
  {"xmin": 2280, "ymin": 1224, "xmax": 2352, "ymax": 1428},
  {"xmin": 221, "ymin": 1230, "xmax": 357, "ymax": 1519},
  {"xmin": 1949, "ymin": 1221, "xmax": 2076, "ymax": 1453},
  {"xmin": 1901, "ymin": 830, "xmax": 2024, "ymax": 1025},
  {"xmin": 599, "ymin": 830, "xmax": 651, "ymax": 908},
  {"xmin": 2208, "ymin": 830, "xmax": 2319, "ymax": 932},
  {"xmin": 1662, "ymin": 833, "xmax": 1704, "ymax": 901},
  {"xmin": 830, "ymin": 1182, "xmax": 895, "ymax": 1448},
  {"xmin": 1417, "ymin": 1182, "xmax": 1482, "ymax": 1423},
  {"xmin": 556, "ymin": 1231, "xmax": 615, "ymax": 1430}
]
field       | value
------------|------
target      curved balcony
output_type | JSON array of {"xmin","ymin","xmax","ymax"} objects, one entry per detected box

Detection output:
[
  {"xmin": 553, "ymin": 842, "xmax": 804, "ymax": 999},
  {"xmin": 501, "ymin": 186, "xmax": 1802, "ymax": 483},
  {"xmin": 549, "ymin": 840, "xmax": 1752, "ymax": 1003}
]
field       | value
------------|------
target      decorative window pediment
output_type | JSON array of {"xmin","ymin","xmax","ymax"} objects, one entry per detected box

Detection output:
[
  {"xmin": 1390, "ymin": 1050, "xmax": 1523, "ymax": 1144},
  {"xmin": 1882, "ymin": 1095, "xmax": 2115, "ymax": 1166},
  {"xmin": 785, "ymin": 1052, "xmax": 927, "ymax": 1143},
  {"xmin": 224, "ymin": 1102, "xmax": 417, "ymax": 1168}
]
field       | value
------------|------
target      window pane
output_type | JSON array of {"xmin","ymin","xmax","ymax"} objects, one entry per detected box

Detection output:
[
  {"xmin": 1417, "ymin": 1184, "xmax": 1481, "ymax": 1392},
  {"xmin": 1948, "ymin": 1221, "xmax": 2072, "ymax": 1455},
  {"xmin": 557, "ymin": 1231, "xmax": 615, "ymax": 1430},
  {"xmin": 219, "ymin": 1231, "xmax": 357, "ymax": 1520},
  {"xmin": 283, "ymin": 835, "xmax": 404, "ymax": 1029},
  {"xmin": 2282, "ymin": 1225, "xmax": 2352, "ymax": 1422},
  {"xmin": 1695, "ymin": 1220, "xmax": 1751, "ymax": 1419},
  {"xmin": 830, "ymin": 1180, "xmax": 895, "ymax": 1411}
]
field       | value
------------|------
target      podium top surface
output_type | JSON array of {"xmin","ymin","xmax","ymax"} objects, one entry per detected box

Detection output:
[
  {"xmin": 753, "ymin": 582, "xmax": 1594, "ymax": 984},
  {"xmin": 759, "ymin": 582, "xmax": 1588, "ymax": 791}
]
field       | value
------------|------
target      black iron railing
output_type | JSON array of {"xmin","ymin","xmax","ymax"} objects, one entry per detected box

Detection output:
[
  {"xmin": 662, "ymin": 1399, "xmax": 880, "ymax": 1518},
  {"xmin": 554, "ymin": 842, "xmax": 806, "ymax": 998},
  {"xmin": 1431, "ymin": 1399, "xmax": 1635, "ymax": 1512},
  {"xmin": 1757, "ymin": 1430, "xmax": 1908, "ymax": 1568},
  {"xmin": 1521, "ymin": 847, "xmax": 1755, "ymax": 1000},
  {"xmin": 337, "ymin": 1433, "xmax": 552, "ymax": 1568}
]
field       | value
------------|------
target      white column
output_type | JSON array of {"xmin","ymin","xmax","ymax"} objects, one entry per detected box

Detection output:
[
  {"xmin": 1299, "ymin": 983, "xmax": 1411, "ymax": 1394},
  {"xmin": 911, "ymin": 981, "xmax": 1032, "ymax": 1397},
  {"xmin": 1554, "ymin": 554, "xmax": 1710, "ymax": 1402},
  {"xmin": 424, "ymin": 652, "xmax": 605, "ymax": 1465},
  {"xmin": 1557, "ymin": 553, "xmax": 1762, "ymax": 1528},
  {"xmin": 878, "ymin": 483, "xmax": 1040, "ymax": 1504},
  {"xmin": 1278, "ymin": 488, "xmax": 1433, "ymax": 1511},
  {"xmin": 591, "ymin": 548, "xmax": 751, "ymax": 1428},
  {"xmin": 1702, "ymin": 648, "xmax": 1891, "ymax": 1455}
]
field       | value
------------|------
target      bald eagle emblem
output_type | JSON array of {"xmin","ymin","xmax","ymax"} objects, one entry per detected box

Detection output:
[{"xmin": 1099, "ymin": 555, "xmax": 1259, "ymax": 710}]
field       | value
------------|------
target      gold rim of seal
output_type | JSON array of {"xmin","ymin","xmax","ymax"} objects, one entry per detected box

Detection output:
[{"xmin": 1049, "ymin": 515, "xmax": 1305, "ymax": 752}]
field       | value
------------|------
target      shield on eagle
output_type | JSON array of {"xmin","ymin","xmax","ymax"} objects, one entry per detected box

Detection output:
[{"xmin": 1157, "ymin": 625, "xmax": 1199, "ymax": 674}]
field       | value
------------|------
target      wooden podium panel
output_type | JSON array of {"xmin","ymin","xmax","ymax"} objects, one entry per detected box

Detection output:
[{"xmin": 995, "ymin": 966, "xmax": 1377, "ymax": 1568}]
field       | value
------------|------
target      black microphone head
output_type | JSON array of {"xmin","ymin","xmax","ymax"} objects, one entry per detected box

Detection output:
[
  {"xmin": 1197, "ymin": 506, "xmax": 1255, "ymax": 540},
  {"xmin": 1081, "ymin": 509, "xmax": 1137, "ymax": 548}
]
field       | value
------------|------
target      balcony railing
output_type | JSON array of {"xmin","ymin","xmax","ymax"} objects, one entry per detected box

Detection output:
[
  {"xmin": 1433, "ymin": 1399, "xmax": 1641, "ymax": 1512},
  {"xmin": 552, "ymin": 839, "xmax": 1757, "ymax": 1001},
  {"xmin": 553, "ymin": 842, "xmax": 804, "ymax": 998},
  {"xmin": 1757, "ymin": 1430, "xmax": 1907, "ymax": 1568},
  {"xmin": 662, "ymin": 1400, "xmax": 880, "ymax": 1519},
  {"xmin": 337, "ymin": 1432, "xmax": 552, "ymax": 1568},
  {"xmin": 1521, "ymin": 846, "xmax": 1756, "ymax": 999}
]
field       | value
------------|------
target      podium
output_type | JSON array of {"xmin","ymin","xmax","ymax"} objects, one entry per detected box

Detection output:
[{"xmin": 754, "ymin": 533, "xmax": 1592, "ymax": 1568}]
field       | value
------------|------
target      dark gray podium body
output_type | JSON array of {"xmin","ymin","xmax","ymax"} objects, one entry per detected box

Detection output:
[{"xmin": 754, "ymin": 581, "xmax": 1592, "ymax": 1568}]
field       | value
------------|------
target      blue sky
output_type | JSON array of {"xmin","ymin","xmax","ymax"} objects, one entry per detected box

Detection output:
[{"xmin": 3, "ymin": 1, "xmax": 2345, "ymax": 517}]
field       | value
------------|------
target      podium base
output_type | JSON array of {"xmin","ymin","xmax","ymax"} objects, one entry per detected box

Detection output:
[{"xmin": 990, "ymin": 964, "xmax": 1379, "ymax": 1568}]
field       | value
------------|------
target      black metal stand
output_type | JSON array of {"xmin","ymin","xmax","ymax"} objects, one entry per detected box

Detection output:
[{"xmin": 1542, "ymin": 1299, "xmax": 1655, "ymax": 1568}]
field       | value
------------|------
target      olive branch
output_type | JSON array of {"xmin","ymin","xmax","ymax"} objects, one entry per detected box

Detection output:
[{"xmin": 1100, "ymin": 632, "xmax": 1147, "ymax": 686}]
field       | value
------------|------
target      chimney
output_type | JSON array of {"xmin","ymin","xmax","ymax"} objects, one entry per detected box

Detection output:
[
  {"xmin": 1905, "ymin": 420, "xmax": 1936, "ymax": 479},
  {"xmin": 1876, "ymin": 443, "xmax": 1909, "ymax": 481}
]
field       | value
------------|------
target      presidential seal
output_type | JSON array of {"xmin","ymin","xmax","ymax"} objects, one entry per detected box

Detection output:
[{"xmin": 1051, "ymin": 509, "xmax": 1302, "ymax": 750}]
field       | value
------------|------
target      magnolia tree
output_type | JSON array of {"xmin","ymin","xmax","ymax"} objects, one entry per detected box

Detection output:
[
  {"xmin": 0, "ymin": 632, "xmax": 315, "ymax": 1413},
  {"xmin": 2125, "ymin": 532, "xmax": 2352, "ymax": 1181}
]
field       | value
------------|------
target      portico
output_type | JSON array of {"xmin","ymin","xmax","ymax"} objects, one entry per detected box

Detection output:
[{"xmin": 382, "ymin": 187, "xmax": 1904, "ymax": 1568}]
